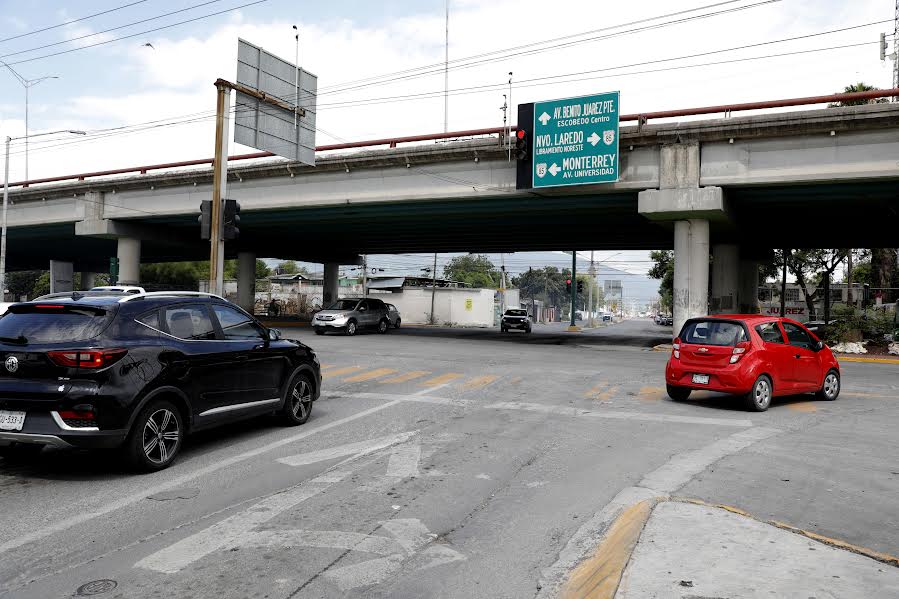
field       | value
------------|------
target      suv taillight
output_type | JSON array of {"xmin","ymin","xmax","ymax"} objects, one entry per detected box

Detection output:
[
  {"xmin": 730, "ymin": 341, "xmax": 750, "ymax": 364},
  {"xmin": 672, "ymin": 338, "xmax": 681, "ymax": 359},
  {"xmin": 48, "ymin": 349, "xmax": 128, "ymax": 369}
]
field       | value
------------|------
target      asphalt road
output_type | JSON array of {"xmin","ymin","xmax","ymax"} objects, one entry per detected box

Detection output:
[{"xmin": 0, "ymin": 319, "xmax": 896, "ymax": 598}]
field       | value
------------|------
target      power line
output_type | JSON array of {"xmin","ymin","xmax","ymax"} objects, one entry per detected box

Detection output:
[
  {"xmin": 2, "ymin": 0, "xmax": 269, "ymax": 66},
  {"xmin": 0, "ymin": 0, "xmax": 150, "ymax": 44}
]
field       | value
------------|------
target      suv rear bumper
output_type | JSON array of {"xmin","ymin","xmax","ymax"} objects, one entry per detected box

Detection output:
[{"xmin": 0, "ymin": 411, "xmax": 127, "ymax": 449}]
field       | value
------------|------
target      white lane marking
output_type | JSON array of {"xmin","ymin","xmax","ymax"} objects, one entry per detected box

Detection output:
[
  {"xmin": 485, "ymin": 401, "xmax": 753, "ymax": 427},
  {"xmin": 385, "ymin": 443, "xmax": 421, "ymax": 479},
  {"xmin": 0, "ymin": 400, "xmax": 404, "ymax": 556},
  {"xmin": 324, "ymin": 391, "xmax": 471, "ymax": 407},
  {"xmin": 638, "ymin": 426, "xmax": 781, "ymax": 492},
  {"xmin": 535, "ymin": 426, "xmax": 783, "ymax": 598},
  {"xmin": 138, "ymin": 431, "xmax": 415, "ymax": 574},
  {"xmin": 240, "ymin": 529, "xmax": 403, "ymax": 556},
  {"xmin": 277, "ymin": 431, "xmax": 416, "ymax": 467}
]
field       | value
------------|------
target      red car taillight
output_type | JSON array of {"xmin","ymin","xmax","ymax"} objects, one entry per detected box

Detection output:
[
  {"xmin": 729, "ymin": 341, "xmax": 751, "ymax": 364},
  {"xmin": 48, "ymin": 349, "xmax": 128, "ymax": 369},
  {"xmin": 672, "ymin": 338, "xmax": 681, "ymax": 359}
]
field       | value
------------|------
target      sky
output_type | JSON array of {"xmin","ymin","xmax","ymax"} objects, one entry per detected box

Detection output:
[{"xmin": 0, "ymin": 0, "xmax": 895, "ymax": 279}]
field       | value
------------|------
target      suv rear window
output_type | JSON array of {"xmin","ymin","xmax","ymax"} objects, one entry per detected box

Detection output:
[
  {"xmin": 0, "ymin": 308, "xmax": 111, "ymax": 343},
  {"xmin": 681, "ymin": 320, "xmax": 746, "ymax": 346}
]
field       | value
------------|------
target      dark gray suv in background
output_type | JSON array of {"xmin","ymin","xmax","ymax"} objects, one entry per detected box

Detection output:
[{"xmin": 312, "ymin": 298, "xmax": 391, "ymax": 336}]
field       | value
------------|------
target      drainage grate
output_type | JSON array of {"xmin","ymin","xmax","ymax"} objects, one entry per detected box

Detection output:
[{"xmin": 76, "ymin": 579, "xmax": 117, "ymax": 596}]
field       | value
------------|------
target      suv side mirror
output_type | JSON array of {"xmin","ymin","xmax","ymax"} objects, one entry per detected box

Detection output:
[{"xmin": 268, "ymin": 328, "xmax": 281, "ymax": 341}]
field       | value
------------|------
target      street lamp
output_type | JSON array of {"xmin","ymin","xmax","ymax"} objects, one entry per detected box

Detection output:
[
  {"xmin": 1, "ymin": 129, "xmax": 86, "ymax": 299},
  {"xmin": 1, "ymin": 61, "xmax": 59, "ymax": 181},
  {"xmin": 583, "ymin": 251, "xmax": 621, "ymax": 327}
]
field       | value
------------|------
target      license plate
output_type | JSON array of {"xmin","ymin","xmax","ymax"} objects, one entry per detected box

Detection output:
[
  {"xmin": 692, "ymin": 374, "xmax": 710, "ymax": 385},
  {"xmin": 0, "ymin": 410, "xmax": 26, "ymax": 431}
]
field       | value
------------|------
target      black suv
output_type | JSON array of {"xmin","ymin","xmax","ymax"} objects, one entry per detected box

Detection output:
[{"xmin": 0, "ymin": 292, "xmax": 321, "ymax": 471}]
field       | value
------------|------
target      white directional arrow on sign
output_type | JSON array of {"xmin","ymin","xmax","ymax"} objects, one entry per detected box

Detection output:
[
  {"xmin": 587, "ymin": 132, "xmax": 601, "ymax": 146},
  {"xmin": 538, "ymin": 112, "xmax": 552, "ymax": 125},
  {"xmin": 548, "ymin": 163, "xmax": 561, "ymax": 176}
]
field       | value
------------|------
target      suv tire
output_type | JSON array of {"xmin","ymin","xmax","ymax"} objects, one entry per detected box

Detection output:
[
  {"xmin": 282, "ymin": 373, "xmax": 314, "ymax": 425},
  {"xmin": 0, "ymin": 442, "xmax": 43, "ymax": 461},
  {"xmin": 126, "ymin": 399, "xmax": 184, "ymax": 472},
  {"xmin": 377, "ymin": 319, "xmax": 389, "ymax": 334},
  {"xmin": 394, "ymin": 318, "xmax": 401, "ymax": 329},
  {"xmin": 345, "ymin": 320, "xmax": 357, "ymax": 336}
]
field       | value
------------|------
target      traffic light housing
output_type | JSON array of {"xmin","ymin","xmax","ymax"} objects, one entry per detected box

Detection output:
[
  {"xmin": 223, "ymin": 199, "xmax": 241, "ymax": 241},
  {"xmin": 514, "ymin": 129, "xmax": 528, "ymax": 160},
  {"xmin": 577, "ymin": 280, "xmax": 584, "ymax": 294},
  {"xmin": 199, "ymin": 200, "xmax": 212, "ymax": 240},
  {"xmin": 565, "ymin": 278, "xmax": 572, "ymax": 293}
]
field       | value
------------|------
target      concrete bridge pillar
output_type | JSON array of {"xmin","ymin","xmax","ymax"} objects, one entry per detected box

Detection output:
[
  {"xmin": 237, "ymin": 252, "xmax": 256, "ymax": 312},
  {"xmin": 638, "ymin": 142, "xmax": 728, "ymax": 335},
  {"xmin": 81, "ymin": 272, "xmax": 98, "ymax": 290},
  {"xmin": 738, "ymin": 259, "xmax": 760, "ymax": 314},
  {"xmin": 673, "ymin": 220, "xmax": 709, "ymax": 335},
  {"xmin": 323, "ymin": 263, "xmax": 339, "ymax": 306},
  {"xmin": 710, "ymin": 244, "xmax": 739, "ymax": 314},
  {"xmin": 117, "ymin": 237, "xmax": 141, "ymax": 285}
]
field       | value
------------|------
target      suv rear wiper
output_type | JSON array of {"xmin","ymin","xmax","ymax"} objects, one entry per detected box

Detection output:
[{"xmin": 0, "ymin": 335, "xmax": 27, "ymax": 345}]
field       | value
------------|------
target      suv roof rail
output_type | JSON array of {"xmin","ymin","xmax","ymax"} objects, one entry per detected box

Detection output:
[
  {"xmin": 118, "ymin": 291, "xmax": 225, "ymax": 303},
  {"xmin": 35, "ymin": 290, "xmax": 128, "ymax": 300}
]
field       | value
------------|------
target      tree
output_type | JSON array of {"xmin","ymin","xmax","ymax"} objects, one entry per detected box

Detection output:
[
  {"xmin": 277, "ymin": 260, "xmax": 307, "ymax": 275},
  {"xmin": 870, "ymin": 248, "xmax": 898, "ymax": 303},
  {"xmin": 442, "ymin": 254, "xmax": 500, "ymax": 289},
  {"xmin": 776, "ymin": 249, "xmax": 848, "ymax": 321},
  {"xmin": 141, "ymin": 261, "xmax": 210, "ymax": 290},
  {"xmin": 828, "ymin": 82, "xmax": 889, "ymax": 107},
  {"xmin": 255, "ymin": 259, "xmax": 271, "ymax": 279},
  {"xmin": 648, "ymin": 250, "xmax": 674, "ymax": 313}
]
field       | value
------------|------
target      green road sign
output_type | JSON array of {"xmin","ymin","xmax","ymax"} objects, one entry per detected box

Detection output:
[{"xmin": 532, "ymin": 91, "xmax": 619, "ymax": 188}]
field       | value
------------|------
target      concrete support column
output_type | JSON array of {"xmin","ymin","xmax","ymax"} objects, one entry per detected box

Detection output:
[
  {"xmin": 710, "ymin": 244, "xmax": 739, "ymax": 313},
  {"xmin": 738, "ymin": 259, "xmax": 760, "ymax": 314},
  {"xmin": 237, "ymin": 252, "xmax": 256, "ymax": 311},
  {"xmin": 323, "ymin": 263, "xmax": 339, "ymax": 306},
  {"xmin": 116, "ymin": 237, "xmax": 141, "ymax": 285},
  {"xmin": 673, "ymin": 219, "xmax": 709, "ymax": 336},
  {"xmin": 81, "ymin": 272, "xmax": 98, "ymax": 290}
]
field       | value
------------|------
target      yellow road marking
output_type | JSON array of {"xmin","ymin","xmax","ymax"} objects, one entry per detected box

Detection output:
[
  {"xmin": 787, "ymin": 402, "xmax": 817, "ymax": 413},
  {"xmin": 321, "ymin": 366, "xmax": 362, "ymax": 379},
  {"xmin": 343, "ymin": 368, "xmax": 397, "ymax": 383},
  {"xmin": 597, "ymin": 386, "xmax": 619, "ymax": 402},
  {"xmin": 838, "ymin": 356, "xmax": 899, "ymax": 365},
  {"xmin": 637, "ymin": 386, "xmax": 665, "ymax": 401},
  {"xmin": 842, "ymin": 391, "xmax": 896, "ymax": 399},
  {"xmin": 462, "ymin": 375, "xmax": 498, "ymax": 390},
  {"xmin": 379, "ymin": 371, "xmax": 430, "ymax": 384},
  {"xmin": 319, "ymin": 364, "xmax": 335, "ymax": 370},
  {"xmin": 508, "ymin": 376, "xmax": 523, "ymax": 385},
  {"xmin": 420, "ymin": 373, "xmax": 464, "ymax": 387},
  {"xmin": 583, "ymin": 381, "xmax": 608, "ymax": 399},
  {"xmin": 560, "ymin": 499, "xmax": 656, "ymax": 599}
]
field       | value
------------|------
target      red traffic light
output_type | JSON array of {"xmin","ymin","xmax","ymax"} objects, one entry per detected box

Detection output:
[
  {"xmin": 516, "ymin": 129, "xmax": 525, "ymax": 139},
  {"xmin": 566, "ymin": 279, "xmax": 571, "ymax": 284}
]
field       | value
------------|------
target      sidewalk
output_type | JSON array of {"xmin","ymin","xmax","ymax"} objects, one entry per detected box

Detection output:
[{"xmin": 559, "ymin": 499, "xmax": 899, "ymax": 599}]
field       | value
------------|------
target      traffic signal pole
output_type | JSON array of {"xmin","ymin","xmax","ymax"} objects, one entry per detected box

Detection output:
[
  {"xmin": 568, "ymin": 250, "xmax": 580, "ymax": 332},
  {"xmin": 209, "ymin": 81, "xmax": 230, "ymax": 296}
]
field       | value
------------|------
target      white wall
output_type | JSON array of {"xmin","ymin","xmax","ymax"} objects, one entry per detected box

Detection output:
[{"xmin": 371, "ymin": 288, "xmax": 496, "ymax": 326}]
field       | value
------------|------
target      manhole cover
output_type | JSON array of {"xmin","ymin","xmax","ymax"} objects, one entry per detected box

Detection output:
[{"xmin": 76, "ymin": 579, "xmax": 117, "ymax": 595}]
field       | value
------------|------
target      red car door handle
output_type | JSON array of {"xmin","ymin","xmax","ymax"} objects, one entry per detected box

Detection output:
[{"xmin": 795, "ymin": 354, "xmax": 801, "ymax": 359}]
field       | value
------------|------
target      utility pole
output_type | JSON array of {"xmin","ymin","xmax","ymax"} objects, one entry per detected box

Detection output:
[
  {"xmin": 361, "ymin": 255, "xmax": 368, "ymax": 298},
  {"xmin": 430, "ymin": 253, "xmax": 438, "ymax": 324},
  {"xmin": 780, "ymin": 249, "xmax": 788, "ymax": 317},
  {"xmin": 209, "ymin": 81, "xmax": 231, "ymax": 296},
  {"xmin": 507, "ymin": 71, "xmax": 513, "ymax": 158},
  {"xmin": 568, "ymin": 251, "xmax": 579, "ymax": 331},
  {"xmin": 293, "ymin": 25, "xmax": 299, "ymax": 129},
  {"xmin": 587, "ymin": 251, "xmax": 595, "ymax": 328},
  {"xmin": 894, "ymin": 0, "xmax": 899, "ymax": 98},
  {"xmin": 443, "ymin": 0, "xmax": 449, "ymax": 132},
  {"xmin": 500, "ymin": 253, "xmax": 506, "ymax": 313},
  {"xmin": 1, "ymin": 61, "xmax": 58, "ymax": 182}
]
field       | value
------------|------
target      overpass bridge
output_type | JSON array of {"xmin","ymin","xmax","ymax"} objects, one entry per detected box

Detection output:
[{"xmin": 5, "ymin": 98, "xmax": 899, "ymax": 332}]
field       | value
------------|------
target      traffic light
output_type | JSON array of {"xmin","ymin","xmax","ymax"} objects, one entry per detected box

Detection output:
[
  {"xmin": 514, "ymin": 129, "xmax": 528, "ymax": 160},
  {"xmin": 223, "ymin": 199, "xmax": 241, "ymax": 241},
  {"xmin": 199, "ymin": 200, "xmax": 212, "ymax": 240},
  {"xmin": 577, "ymin": 280, "xmax": 584, "ymax": 294},
  {"xmin": 565, "ymin": 278, "xmax": 572, "ymax": 293}
]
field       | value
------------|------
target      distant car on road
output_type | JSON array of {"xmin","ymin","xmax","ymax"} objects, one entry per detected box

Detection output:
[
  {"xmin": 90, "ymin": 285, "xmax": 145, "ymax": 295},
  {"xmin": 665, "ymin": 315, "xmax": 840, "ymax": 411},
  {"xmin": 601, "ymin": 313, "xmax": 613, "ymax": 322},
  {"xmin": 0, "ymin": 291, "xmax": 320, "ymax": 470},
  {"xmin": 657, "ymin": 315, "xmax": 673, "ymax": 326},
  {"xmin": 386, "ymin": 303, "xmax": 401, "ymax": 329},
  {"xmin": 312, "ymin": 298, "xmax": 391, "ymax": 336},
  {"xmin": 501, "ymin": 308, "xmax": 531, "ymax": 333}
]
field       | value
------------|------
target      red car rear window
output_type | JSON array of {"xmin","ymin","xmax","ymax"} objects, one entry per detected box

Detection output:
[{"xmin": 681, "ymin": 320, "xmax": 746, "ymax": 346}]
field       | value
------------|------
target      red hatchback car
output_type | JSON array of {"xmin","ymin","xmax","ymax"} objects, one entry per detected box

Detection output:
[{"xmin": 665, "ymin": 315, "xmax": 841, "ymax": 411}]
